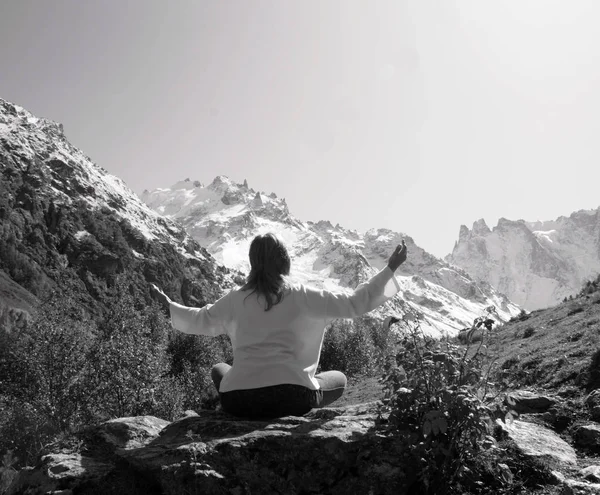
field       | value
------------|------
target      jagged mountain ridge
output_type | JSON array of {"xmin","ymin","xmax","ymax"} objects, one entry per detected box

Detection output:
[
  {"xmin": 142, "ymin": 177, "xmax": 521, "ymax": 335},
  {"xmin": 447, "ymin": 212, "xmax": 600, "ymax": 310},
  {"xmin": 0, "ymin": 98, "xmax": 236, "ymax": 317}
]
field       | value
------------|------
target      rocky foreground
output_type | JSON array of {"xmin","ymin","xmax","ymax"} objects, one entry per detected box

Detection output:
[{"xmin": 6, "ymin": 392, "xmax": 600, "ymax": 495}]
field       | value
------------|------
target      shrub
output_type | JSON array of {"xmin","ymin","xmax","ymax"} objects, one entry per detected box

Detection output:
[
  {"xmin": 0, "ymin": 450, "xmax": 18, "ymax": 494},
  {"xmin": 522, "ymin": 326, "xmax": 535, "ymax": 338},
  {"xmin": 0, "ymin": 277, "xmax": 229, "ymax": 470},
  {"xmin": 380, "ymin": 311, "xmax": 510, "ymax": 494},
  {"xmin": 0, "ymin": 289, "xmax": 91, "ymax": 466},
  {"xmin": 567, "ymin": 306, "xmax": 585, "ymax": 316},
  {"xmin": 319, "ymin": 316, "xmax": 397, "ymax": 377}
]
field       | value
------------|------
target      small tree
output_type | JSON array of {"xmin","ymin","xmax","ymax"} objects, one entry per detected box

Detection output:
[{"xmin": 0, "ymin": 288, "xmax": 91, "ymax": 466}]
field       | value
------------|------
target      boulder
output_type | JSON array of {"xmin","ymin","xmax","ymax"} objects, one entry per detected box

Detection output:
[
  {"xmin": 7, "ymin": 402, "xmax": 411, "ymax": 495},
  {"xmin": 579, "ymin": 465, "xmax": 600, "ymax": 482},
  {"xmin": 505, "ymin": 390, "xmax": 558, "ymax": 414},
  {"xmin": 496, "ymin": 419, "xmax": 577, "ymax": 467},
  {"xmin": 574, "ymin": 424, "xmax": 600, "ymax": 450}
]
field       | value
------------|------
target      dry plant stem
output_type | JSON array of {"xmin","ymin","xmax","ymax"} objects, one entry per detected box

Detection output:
[{"xmin": 412, "ymin": 322, "xmax": 432, "ymax": 400}]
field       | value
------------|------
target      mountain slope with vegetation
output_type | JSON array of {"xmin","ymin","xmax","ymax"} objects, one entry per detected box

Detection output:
[
  {"xmin": 0, "ymin": 98, "xmax": 237, "ymax": 318},
  {"xmin": 489, "ymin": 274, "xmax": 600, "ymax": 394}
]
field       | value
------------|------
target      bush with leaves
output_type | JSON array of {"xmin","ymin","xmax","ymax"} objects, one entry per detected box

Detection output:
[
  {"xmin": 319, "ymin": 316, "xmax": 396, "ymax": 377},
  {"xmin": 0, "ymin": 276, "xmax": 234, "ymax": 470},
  {"xmin": 380, "ymin": 310, "xmax": 511, "ymax": 494},
  {"xmin": 0, "ymin": 289, "xmax": 92, "ymax": 467}
]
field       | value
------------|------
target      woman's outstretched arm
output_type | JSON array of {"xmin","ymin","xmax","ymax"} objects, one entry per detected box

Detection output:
[
  {"xmin": 150, "ymin": 284, "xmax": 232, "ymax": 337},
  {"xmin": 303, "ymin": 241, "xmax": 407, "ymax": 321}
]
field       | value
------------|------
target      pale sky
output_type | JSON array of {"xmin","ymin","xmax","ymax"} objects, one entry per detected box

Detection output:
[{"xmin": 1, "ymin": 0, "xmax": 599, "ymax": 258}]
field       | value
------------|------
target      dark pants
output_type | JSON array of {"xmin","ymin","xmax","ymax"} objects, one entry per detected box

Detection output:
[{"xmin": 211, "ymin": 363, "xmax": 347, "ymax": 419}]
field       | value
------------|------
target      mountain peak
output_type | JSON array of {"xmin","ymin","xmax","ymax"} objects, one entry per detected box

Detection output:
[
  {"xmin": 209, "ymin": 175, "xmax": 236, "ymax": 191},
  {"xmin": 472, "ymin": 218, "xmax": 491, "ymax": 235},
  {"xmin": 250, "ymin": 191, "xmax": 264, "ymax": 208}
]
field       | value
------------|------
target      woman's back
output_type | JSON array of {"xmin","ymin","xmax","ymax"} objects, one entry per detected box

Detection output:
[{"xmin": 219, "ymin": 284, "xmax": 330, "ymax": 392}]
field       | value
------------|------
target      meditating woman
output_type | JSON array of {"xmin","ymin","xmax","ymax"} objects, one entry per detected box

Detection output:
[{"xmin": 151, "ymin": 233, "xmax": 407, "ymax": 419}]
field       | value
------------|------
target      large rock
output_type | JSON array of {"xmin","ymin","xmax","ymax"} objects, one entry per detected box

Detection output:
[
  {"xmin": 496, "ymin": 419, "xmax": 577, "ymax": 467},
  {"xmin": 7, "ymin": 402, "xmax": 411, "ymax": 495},
  {"xmin": 505, "ymin": 390, "xmax": 558, "ymax": 414},
  {"xmin": 574, "ymin": 424, "xmax": 600, "ymax": 450}
]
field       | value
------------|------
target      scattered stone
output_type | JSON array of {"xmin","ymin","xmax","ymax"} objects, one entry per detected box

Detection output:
[
  {"xmin": 574, "ymin": 424, "xmax": 600, "ymax": 450},
  {"xmin": 95, "ymin": 415, "xmax": 169, "ymax": 450},
  {"xmin": 559, "ymin": 478, "xmax": 600, "ymax": 495},
  {"xmin": 179, "ymin": 409, "xmax": 199, "ymax": 419},
  {"xmin": 579, "ymin": 465, "xmax": 600, "ymax": 482},
  {"xmin": 551, "ymin": 470, "xmax": 566, "ymax": 484},
  {"xmin": 496, "ymin": 419, "xmax": 577, "ymax": 466},
  {"xmin": 497, "ymin": 463, "xmax": 513, "ymax": 484},
  {"xmin": 584, "ymin": 390, "xmax": 600, "ymax": 422},
  {"xmin": 6, "ymin": 453, "xmax": 113, "ymax": 495},
  {"xmin": 505, "ymin": 390, "xmax": 558, "ymax": 413}
]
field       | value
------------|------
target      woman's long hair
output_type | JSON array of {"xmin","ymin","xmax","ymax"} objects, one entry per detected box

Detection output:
[{"xmin": 241, "ymin": 233, "xmax": 291, "ymax": 311}]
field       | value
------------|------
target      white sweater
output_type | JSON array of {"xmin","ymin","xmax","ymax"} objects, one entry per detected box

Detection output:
[{"xmin": 169, "ymin": 266, "xmax": 400, "ymax": 392}]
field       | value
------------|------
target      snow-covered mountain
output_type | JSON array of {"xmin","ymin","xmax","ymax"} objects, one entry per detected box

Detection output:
[
  {"xmin": 142, "ymin": 177, "xmax": 521, "ymax": 336},
  {"xmin": 447, "ymin": 212, "xmax": 600, "ymax": 310},
  {"xmin": 0, "ymin": 98, "xmax": 235, "ymax": 316}
]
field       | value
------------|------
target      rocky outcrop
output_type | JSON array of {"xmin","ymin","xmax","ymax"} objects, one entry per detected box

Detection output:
[
  {"xmin": 7, "ymin": 402, "xmax": 410, "ymax": 495},
  {"xmin": 9, "ymin": 390, "xmax": 600, "ymax": 494}
]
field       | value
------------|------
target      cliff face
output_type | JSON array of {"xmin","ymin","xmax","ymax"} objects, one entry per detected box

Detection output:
[{"xmin": 448, "ymin": 212, "xmax": 600, "ymax": 310}]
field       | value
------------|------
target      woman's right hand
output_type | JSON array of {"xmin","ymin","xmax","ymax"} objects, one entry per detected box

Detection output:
[
  {"xmin": 150, "ymin": 284, "xmax": 172, "ymax": 313},
  {"xmin": 387, "ymin": 240, "xmax": 408, "ymax": 272}
]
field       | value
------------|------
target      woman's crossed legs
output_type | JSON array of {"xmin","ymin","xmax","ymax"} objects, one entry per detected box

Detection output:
[{"xmin": 210, "ymin": 363, "xmax": 347, "ymax": 417}]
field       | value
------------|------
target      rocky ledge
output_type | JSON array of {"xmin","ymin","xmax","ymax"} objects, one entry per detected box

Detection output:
[
  {"xmin": 6, "ymin": 402, "xmax": 409, "ymax": 495},
  {"xmin": 7, "ymin": 392, "xmax": 600, "ymax": 495}
]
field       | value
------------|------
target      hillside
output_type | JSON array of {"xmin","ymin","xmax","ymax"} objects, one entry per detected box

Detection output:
[
  {"xmin": 0, "ymin": 98, "xmax": 237, "ymax": 318},
  {"xmin": 488, "ymin": 280, "xmax": 600, "ymax": 394}
]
